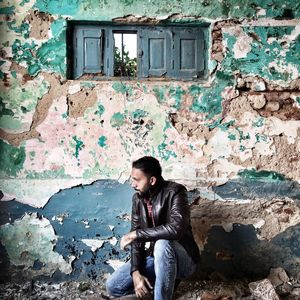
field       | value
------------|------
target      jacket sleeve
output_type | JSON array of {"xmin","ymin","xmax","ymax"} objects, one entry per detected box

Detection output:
[
  {"xmin": 130, "ymin": 195, "xmax": 145, "ymax": 274},
  {"xmin": 135, "ymin": 186, "xmax": 190, "ymax": 242}
]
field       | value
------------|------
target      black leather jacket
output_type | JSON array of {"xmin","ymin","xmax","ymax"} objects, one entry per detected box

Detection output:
[{"xmin": 130, "ymin": 179, "xmax": 200, "ymax": 274}]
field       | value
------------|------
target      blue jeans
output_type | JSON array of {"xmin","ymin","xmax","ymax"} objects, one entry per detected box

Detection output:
[{"xmin": 106, "ymin": 239, "xmax": 197, "ymax": 300}]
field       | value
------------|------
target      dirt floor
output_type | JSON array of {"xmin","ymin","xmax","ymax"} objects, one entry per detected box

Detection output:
[{"xmin": 1, "ymin": 274, "xmax": 300, "ymax": 300}]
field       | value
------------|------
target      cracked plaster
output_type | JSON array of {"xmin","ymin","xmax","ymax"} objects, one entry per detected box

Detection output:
[
  {"xmin": 191, "ymin": 197, "xmax": 300, "ymax": 249},
  {"xmin": 0, "ymin": 213, "xmax": 75, "ymax": 276},
  {"xmin": 0, "ymin": 0, "xmax": 300, "ymax": 281}
]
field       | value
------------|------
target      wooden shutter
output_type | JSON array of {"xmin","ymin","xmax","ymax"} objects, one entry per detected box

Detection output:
[
  {"xmin": 73, "ymin": 25, "xmax": 103, "ymax": 79},
  {"xmin": 172, "ymin": 27, "xmax": 205, "ymax": 79},
  {"xmin": 139, "ymin": 28, "xmax": 171, "ymax": 78}
]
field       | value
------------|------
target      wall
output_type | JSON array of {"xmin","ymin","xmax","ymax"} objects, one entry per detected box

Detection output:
[{"xmin": 0, "ymin": 0, "xmax": 300, "ymax": 282}]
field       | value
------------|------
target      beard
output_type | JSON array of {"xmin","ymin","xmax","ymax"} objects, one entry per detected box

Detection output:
[{"xmin": 135, "ymin": 186, "xmax": 151, "ymax": 198}]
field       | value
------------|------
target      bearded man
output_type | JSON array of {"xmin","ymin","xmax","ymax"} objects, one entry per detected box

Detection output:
[{"xmin": 106, "ymin": 156, "xmax": 200, "ymax": 300}]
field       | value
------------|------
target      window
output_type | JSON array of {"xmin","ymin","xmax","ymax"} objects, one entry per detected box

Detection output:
[{"xmin": 67, "ymin": 22, "xmax": 207, "ymax": 80}]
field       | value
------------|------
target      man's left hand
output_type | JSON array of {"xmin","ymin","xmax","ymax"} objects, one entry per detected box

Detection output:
[{"xmin": 120, "ymin": 231, "xmax": 137, "ymax": 250}]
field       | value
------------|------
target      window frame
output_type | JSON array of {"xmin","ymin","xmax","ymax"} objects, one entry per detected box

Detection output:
[{"xmin": 67, "ymin": 21, "xmax": 208, "ymax": 81}]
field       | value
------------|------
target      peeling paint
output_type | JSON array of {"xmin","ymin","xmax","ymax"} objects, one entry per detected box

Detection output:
[
  {"xmin": 191, "ymin": 197, "xmax": 300, "ymax": 245},
  {"xmin": 1, "ymin": 0, "xmax": 300, "ymax": 283},
  {"xmin": 81, "ymin": 239, "xmax": 105, "ymax": 252},
  {"xmin": 0, "ymin": 74, "xmax": 49, "ymax": 133},
  {"xmin": 0, "ymin": 213, "xmax": 74, "ymax": 276}
]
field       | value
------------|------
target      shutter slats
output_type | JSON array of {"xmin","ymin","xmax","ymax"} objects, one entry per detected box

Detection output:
[{"xmin": 73, "ymin": 26, "xmax": 103, "ymax": 79}]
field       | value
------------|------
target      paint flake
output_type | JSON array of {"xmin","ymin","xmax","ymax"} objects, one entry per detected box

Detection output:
[
  {"xmin": 0, "ymin": 213, "xmax": 74, "ymax": 276},
  {"xmin": 0, "ymin": 178, "xmax": 94, "ymax": 208},
  {"xmin": 81, "ymin": 239, "xmax": 105, "ymax": 252}
]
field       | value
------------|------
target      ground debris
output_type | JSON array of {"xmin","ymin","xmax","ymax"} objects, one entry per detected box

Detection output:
[
  {"xmin": 0, "ymin": 280, "xmax": 108, "ymax": 300},
  {"xmin": 173, "ymin": 278, "xmax": 251, "ymax": 300},
  {"xmin": 248, "ymin": 279, "xmax": 279, "ymax": 300},
  {"xmin": 0, "ymin": 271, "xmax": 299, "ymax": 300}
]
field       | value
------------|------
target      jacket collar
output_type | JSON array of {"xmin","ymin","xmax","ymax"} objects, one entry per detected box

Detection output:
[{"xmin": 149, "ymin": 176, "xmax": 164, "ymax": 199}]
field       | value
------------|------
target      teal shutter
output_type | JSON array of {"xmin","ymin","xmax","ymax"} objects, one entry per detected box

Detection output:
[
  {"xmin": 172, "ymin": 27, "xmax": 205, "ymax": 79},
  {"xmin": 73, "ymin": 26, "xmax": 103, "ymax": 79},
  {"xmin": 139, "ymin": 28, "xmax": 171, "ymax": 77}
]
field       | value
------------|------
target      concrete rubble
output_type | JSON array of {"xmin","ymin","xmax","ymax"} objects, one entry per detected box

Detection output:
[{"xmin": 1, "ymin": 267, "xmax": 300, "ymax": 300}]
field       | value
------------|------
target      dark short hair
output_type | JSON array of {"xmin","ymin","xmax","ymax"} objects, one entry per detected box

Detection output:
[{"xmin": 132, "ymin": 156, "xmax": 162, "ymax": 179}]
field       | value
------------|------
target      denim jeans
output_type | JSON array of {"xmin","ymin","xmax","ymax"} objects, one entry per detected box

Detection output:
[{"xmin": 106, "ymin": 239, "xmax": 197, "ymax": 300}]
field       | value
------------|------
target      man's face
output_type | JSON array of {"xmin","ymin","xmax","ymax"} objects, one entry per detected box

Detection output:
[{"xmin": 130, "ymin": 168, "xmax": 155, "ymax": 196}]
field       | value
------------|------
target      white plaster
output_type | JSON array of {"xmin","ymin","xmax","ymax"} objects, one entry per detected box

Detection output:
[
  {"xmin": 81, "ymin": 239, "xmax": 105, "ymax": 252},
  {"xmin": 264, "ymin": 117, "xmax": 300, "ymax": 144},
  {"xmin": 255, "ymin": 139, "xmax": 275, "ymax": 157},
  {"xmin": 268, "ymin": 61, "xmax": 299, "ymax": 82},
  {"xmin": 242, "ymin": 19, "xmax": 300, "ymax": 27},
  {"xmin": 54, "ymin": 214, "xmax": 68, "ymax": 225},
  {"xmin": 109, "ymin": 237, "xmax": 118, "ymax": 246},
  {"xmin": 222, "ymin": 223, "xmax": 233, "ymax": 232},
  {"xmin": 0, "ymin": 178, "xmax": 94, "ymax": 208},
  {"xmin": 204, "ymin": 129, "xmax": 232, "ymax": 160},
  {"xmin": 3, "ymin": 46, "xmax": 13, "ymax": 58},
  {"xmin": 14, "ymin": 0, "xmax": 37, "ymax": 26},
  {"xmin": 254, "ymin": 81, "xmax": 266, "ymax": 92},
  {"xmin": 233, "ymin": 29, "xmax": 253, "ymax": 59},
  {"xmin": 164, "ymin": 162, "xmax": 198, "ymax": 184},
  {"xmin": 0, "ymin": 60, "xmax": 12, "ymax": 73},
  {"xmin": 253, "ymin": 219, "xmax": 266, "ymax": 229},
  {"xmin": 222, "ymin": 27, "xmax": 253, "ymax": 59},
  {"xmin": 287, "ymin": 24, "xmax": 300, "ymax": 42},
  {"xmin": 211, "ymin": 158, "xmax": 243, "ymax": 180},
  {"xmin": 239, "ymin": 148, "xmax": 253, "ymax": 162},
  {"xmin": 256, "ymin": 8, "xmax": 266, "ymax": 17},
  {"xmin": 68, "ymin": 84, "xmax": 81, "ymax": 95},
  {"xmin": 297, "ymin": 139, "xmax": 300, "ymax": 153}
]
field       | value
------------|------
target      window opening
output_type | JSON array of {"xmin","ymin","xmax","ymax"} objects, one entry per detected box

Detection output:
[
  {"xmin": 113, "ymin": 32, "xmax": 137, "ymax": 77},
  {"xmin": 68, "ymin": 22, "xmax": 208, "ymax": 80}
]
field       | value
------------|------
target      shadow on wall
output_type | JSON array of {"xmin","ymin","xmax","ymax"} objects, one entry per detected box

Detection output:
[
  {"xmin": 194, "ymin": 175, "xmax": 300, "ymax": 279},
  {"xmin": 196, "ymin": 222, "xmax": 300, "ymax": 280}
]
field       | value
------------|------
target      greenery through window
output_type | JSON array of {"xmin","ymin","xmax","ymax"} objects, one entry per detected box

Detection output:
[{"xmin": 113, "ymin": 33, "xmax": 137, "ymax": 77}]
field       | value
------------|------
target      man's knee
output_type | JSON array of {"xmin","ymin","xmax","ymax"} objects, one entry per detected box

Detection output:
[{"xmin": 153, "ymin": 239, "xmax": 175, "ymax": 259}]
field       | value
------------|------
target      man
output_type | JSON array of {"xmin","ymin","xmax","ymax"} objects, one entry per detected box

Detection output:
[{"xmin": 106, "ymin": 156, "xmax": 200, "ymax": 300}]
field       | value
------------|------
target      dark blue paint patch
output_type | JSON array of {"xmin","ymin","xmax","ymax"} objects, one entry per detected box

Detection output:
[
  {"xmin": 0, "ymin": 180, "xmax": 133, "ymax": 282},
  {"xmin": 32, "ymin": 259, "xmax": 44, "ymax": 270},
  {"xmin": 213, "ymin": 179, "xmax": 300, "ymax": 201},
  {"xmin": 0, "ymin": 179, "xmax": 199, "ymax": 282},
  {"xmin": 0, "ymin": 200, "xmax": 39, "ymax": 225}
]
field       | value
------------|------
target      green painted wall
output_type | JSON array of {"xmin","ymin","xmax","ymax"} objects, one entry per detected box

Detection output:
[{"xmin": 0, "ymin": 0, "xmax": 300, "ymax": 282}]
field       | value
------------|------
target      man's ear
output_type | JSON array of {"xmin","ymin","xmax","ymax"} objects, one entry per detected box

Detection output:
[{"xmin": 150, "ymin": 176, "xmax": 157, "ymax": 186}]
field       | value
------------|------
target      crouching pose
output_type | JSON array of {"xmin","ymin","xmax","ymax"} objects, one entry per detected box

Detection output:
[{"xmin": 106, "ymin": 156, "xmax": 200, "ymax": 300}]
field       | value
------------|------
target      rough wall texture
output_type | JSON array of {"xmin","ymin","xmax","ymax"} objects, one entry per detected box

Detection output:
[{"xmin": 0, "ymin": 0, "xmax": 299, "ymax": 282}]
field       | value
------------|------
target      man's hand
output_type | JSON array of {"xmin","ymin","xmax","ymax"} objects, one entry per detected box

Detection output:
[
  {"xmin": 120, "ymin": 231, "xmax": 137, "ymax": 250},
  {"xmin": 132, "ymin": 270, "xmax": 153, "ymax": 298}
]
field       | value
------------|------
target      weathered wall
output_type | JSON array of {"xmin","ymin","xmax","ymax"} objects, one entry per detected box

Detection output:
[{"xmin": 0, "ymin": 0, "xmax": 300, "ymax": 282}]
